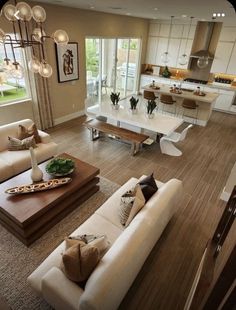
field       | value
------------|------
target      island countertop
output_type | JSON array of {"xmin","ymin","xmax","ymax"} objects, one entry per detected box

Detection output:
[
  {"xmin": 143, "ymin": 84, "xmax": 219, "ymax": 104},
  {"xmin": 142, "ymin": 83, "xmax": 219, "ymax": 126}
]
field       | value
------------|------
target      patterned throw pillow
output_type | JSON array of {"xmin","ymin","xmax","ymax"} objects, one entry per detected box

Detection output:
[
  {"xmin": 8, "ymin": 136, "xmax": 36, "ymax": 151},
  {"xmin": 18, "ymin": 123, "xmax": 41, "ymax": 143},
  {"xmin": 119, "ymin": 184, "xmax": 146, "ymax": 227}
]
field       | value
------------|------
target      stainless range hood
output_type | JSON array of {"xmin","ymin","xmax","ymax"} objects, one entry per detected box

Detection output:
[{"xmin": 190, "ymin": 22, "xmax": 215, "ymax": 59}]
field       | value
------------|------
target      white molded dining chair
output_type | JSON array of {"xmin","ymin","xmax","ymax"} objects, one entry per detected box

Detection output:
[{"xmin": 160, "ymin": 124, "xmax": 193, "ymax": 156}]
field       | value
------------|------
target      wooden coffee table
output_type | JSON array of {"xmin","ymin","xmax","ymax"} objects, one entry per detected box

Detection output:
[{"xmin": 0, "ymin": 153, "xmax": 99, "ymax": 246}]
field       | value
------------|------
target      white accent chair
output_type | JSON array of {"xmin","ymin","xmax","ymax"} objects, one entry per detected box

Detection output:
[{"xmin": 160, "ymin": 124, "xmax": 193, "ymax": 156}]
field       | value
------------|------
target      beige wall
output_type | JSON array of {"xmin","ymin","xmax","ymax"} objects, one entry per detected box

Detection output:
[{"xmin": 0, "ymin": 1, "xmax": 149, "ymax": 125}]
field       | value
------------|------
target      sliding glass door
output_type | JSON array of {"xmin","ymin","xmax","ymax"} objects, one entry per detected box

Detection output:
[{"xmin": 85, "ymin": 37, "xmax": 141, "ymax": 106}]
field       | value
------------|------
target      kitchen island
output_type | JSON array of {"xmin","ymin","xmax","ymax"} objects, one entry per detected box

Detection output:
[{"xmin": 143, "ymin": 83, "xmax": 219, "ymax": 126}]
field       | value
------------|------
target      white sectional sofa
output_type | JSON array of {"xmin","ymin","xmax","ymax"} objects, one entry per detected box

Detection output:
[
  {"xmin": 28, "ymin": 176, "xmax": 183, "ymax": 310},
  {"xmin": 0, "ymin": 119, "xmax": 58, "ymax": 182}
]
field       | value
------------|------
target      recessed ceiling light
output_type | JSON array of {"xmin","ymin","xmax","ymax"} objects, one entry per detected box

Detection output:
[
  {"xmin": 126, "ymin": 12, "xmax": 131, "ymax": 15},
  {"xmin": 213, "ymin": 13, "xmax": 217, "ymax": 17},
  {"xmin": 154, "ymin": 8, "xmax": 158, "ymax": 11},
  {"xmin": 217, "ymin": 13, "xmax": 221, "ymax": 16},
  {"xmin": 182, "ymin": 14, "xmax": 187, "ymax": 18},
  {"xmin": 222, "ymin": 13, "xmax": 225, "ymax": 17},
  {"xmin": 90, "ymin": 6, "xmax": 95, "ymax": 9}
]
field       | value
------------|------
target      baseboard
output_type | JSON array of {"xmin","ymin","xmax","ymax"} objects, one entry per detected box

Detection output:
[
  {"xmin": 220, "ymin": 187, "xmax": 230, "ymax": 202},
  {"xmin": 54, "ymin": 110, "xmax": 85, "ymax": 125}
]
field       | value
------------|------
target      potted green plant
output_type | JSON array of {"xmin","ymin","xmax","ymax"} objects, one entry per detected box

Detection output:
[
  {"xmin": 162, "ymin": 66, "xmax": 171, "ymax": 78},
  {"xmin": 129, "ymin": 96, "xmax": 139, "ymax": 114},
  {"xmin": 146, "ymin": 99, "xmax": 157, "ymax": 119},
  {"xmin": 110, "ymin": 92, "xmax": 120, "ymax": 110}
]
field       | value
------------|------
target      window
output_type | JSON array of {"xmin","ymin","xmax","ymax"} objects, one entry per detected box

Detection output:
[{"xmin": 0, "ymin": 34, "xmax": 31, "ymax": 106}]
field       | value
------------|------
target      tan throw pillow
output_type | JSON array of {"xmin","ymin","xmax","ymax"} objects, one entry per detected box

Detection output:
[
  {"xmin": 8, "ymin": 136, "xmax": 36, "ymax": 151},
  {"xmin": 18, "ymin": 123, "xmax": 41, "ymax": 144},
  {"xmin": 64, "ymin": 237, "xmax": 86, "ymax": 250},
  {"xmin": 119, "ymin": 184, "xmax": 145, "ymax": 227},
  {"xmin": 61, "ymin": 243, "xmax": 99, "ymax": 283}
]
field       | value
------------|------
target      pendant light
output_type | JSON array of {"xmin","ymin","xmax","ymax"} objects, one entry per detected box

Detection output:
[
  {"xmin": 178, "ymin": 17, "xmax": 194, "ymax": 66},
  {"xmin": 197, "ymin": 56, "xmax": 209, "ymax": 69},
  {"xmin": 161, "ymin": 16, "xmax": 174, "ymax": 64}
]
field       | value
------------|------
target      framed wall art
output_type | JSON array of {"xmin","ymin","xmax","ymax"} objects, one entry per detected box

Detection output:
[{"xmin": 55, "ymin": 42, "xmax": 79, "ymax": 83}]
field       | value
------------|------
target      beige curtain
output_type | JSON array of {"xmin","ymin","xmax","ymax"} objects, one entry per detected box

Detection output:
[{"xmin": 26, "ymin": 23, "xmax": 54, "ymax": 130}]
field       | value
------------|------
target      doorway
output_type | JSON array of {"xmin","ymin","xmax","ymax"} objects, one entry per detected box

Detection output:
[{"xmin": 85, "ymin": 37, "xmax": 141, "ymax": 106}]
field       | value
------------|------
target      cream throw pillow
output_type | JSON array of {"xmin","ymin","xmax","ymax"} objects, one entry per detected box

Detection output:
[{"xmin": 119, "ymin": 184, "xmax": 145, "ymax": 227}]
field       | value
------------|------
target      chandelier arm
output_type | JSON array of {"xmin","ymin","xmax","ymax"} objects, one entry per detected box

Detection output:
[
  {"xmin": 3, "ymin": 41, "xmax": 9, "ymax": 61},
  {"xmin": 6, "ymin": 35, "xmax": 17, "ymax": 64},
  {"xmin": 16, "ymin": 19, "xmax": 24, "ymax": 47},
  {"xmin": 24, "ymin": 20, "xmax": 30, "ymax": 45}
]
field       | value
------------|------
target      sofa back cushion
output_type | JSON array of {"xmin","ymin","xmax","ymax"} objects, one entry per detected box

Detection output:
[
  {"xmin": 79, "ymin": 178, "xmax": 183, "ymax": 310},
  {"xmin": 0, "ymin": 119, "xmax": 33, "ymax": 152}
]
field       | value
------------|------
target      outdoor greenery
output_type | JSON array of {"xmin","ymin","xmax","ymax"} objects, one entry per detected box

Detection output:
[
  {"xmin": 86, "ymin": 39, "xmax": 99, "ymax": 77},
  {"xmin": 0, "ymin": 86, "xmax": 27, "ymax": 104},
  {"xmin": 122, "ymin": 39, "xmax": 138, "ymax": 50}
]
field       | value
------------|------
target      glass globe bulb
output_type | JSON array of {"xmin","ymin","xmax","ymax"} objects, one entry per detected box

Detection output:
[
  {"xmin": 39, "ymin": 62, "xmax": 53, "ymax": 78},
  {"xmin": 16, "ymin": 2, "xmax": 32, "ymax": 21},
  {"xmin": 197, "ymin": 56, "xmax": 209, "ymax": 69},
  {"xmin": 11, "ymin": 63, "xmax": 24, "ymax": 79},
  {"xmin": 53, "ymin": 30, "xmax": 69, "ymax": 45},
  {"xmin": 0, "ymin": 28, "xmax": 6, "ymax": 44},
  {"xmin": 3, "ymin": 4, "xmax": 17, "ymax": 21},
  {"xmin": 28, "ymin": 57, "xmax": 41, "ymax": 73},
  {"xmin": 32, "ymin": 6, "xmax": 46, "ymax": 23},
  {"xmin": 32, "ymin": 28, "xmax": 46, "ymax": 42},
  {"xmin": 161, "ymin": 52, "xmax": 170, "ymax": 64},
  {"xmin": 178, "ymin": 54, "xmax": 188, "ymax": 66}
]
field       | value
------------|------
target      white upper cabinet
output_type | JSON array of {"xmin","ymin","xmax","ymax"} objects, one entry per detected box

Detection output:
[
  {"xmin": 145, "ymin": 22, "xmax": 196, "ymax": 68},
  {"xmin": 159, "ymin": 24, "xmax": 171, "ymax": 37},
  {"xmin": 170, "ymin": 25, "xmax": 184, "ymax": 38},
  {"xmin": 146, "ymin": 37, "xmax": 158, "ymax": 64},
  {"xmin": 155, "ymin": 37, "xmax": 169, "ymax": 65},
  {"xmin": 149, "ymin": 23, "xmax": 160, "ymax": 36},
  {"xmin": 182, "ymin": 25, "xmax": 196, "ymax": 39},
  {"xmin": 168, "ymin": 38, "xmax": 181, "ymax": 67},
  {"xmin": 219, "ymin": 27, "xmax": 236, "ymax": 42},
  {"xmin": 226, "ymin": 43, "xmax": 236, "ymax": 75},
  {"xmin": 177, "ymin": 39, "xmax": 193, "ymax": 69},
  {"xmin": 211, "ymin": 42, "xmax": 234, "ymax": 73}
]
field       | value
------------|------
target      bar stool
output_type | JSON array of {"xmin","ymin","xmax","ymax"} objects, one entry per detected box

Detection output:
[
  {"xmin": 143, "ymin": 90, "xmax": 158, "ymax": 109},
  {"xmin": 160, "ymin": 94, "xmax": 176, "ymax": 115},
  {"xmin": 182, "ymin": 99, "xmax": 199, "ymax": 124}
]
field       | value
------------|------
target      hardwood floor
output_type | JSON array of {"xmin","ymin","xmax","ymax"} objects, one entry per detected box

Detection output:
[{"xmin": 47, "ymin": 111, "xmax": 236, "ymax": 310}]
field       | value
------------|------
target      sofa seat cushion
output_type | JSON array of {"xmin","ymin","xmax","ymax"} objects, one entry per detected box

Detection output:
[
  {"xmin": 96, "ymin": 176, "xmax": 164, "ymax": 230},
  {"xmin": 0, "ymin": 158, "xmax": 15, "ymax": 183},
  {"xmin": 27, "ymin": 213, "xmax": 122, "ymax": 296},
  {"xmin": 0, "ymin": 142, "xmax": 57, "ymax": 176},
  {"xmin": 95, "ymin": 177, "xmax": 139, "ymax": 230}
]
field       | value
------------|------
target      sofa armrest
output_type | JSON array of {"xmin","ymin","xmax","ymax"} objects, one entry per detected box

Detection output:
[
  {"xmin": 42, "ymin": 267, "xmax": 83, "ymax": 310},
  {"xmin": 38, "ymin": 130, "xmax": 52, "ymax": 144}
]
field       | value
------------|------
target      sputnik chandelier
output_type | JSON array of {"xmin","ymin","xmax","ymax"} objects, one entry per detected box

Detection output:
[{"xmin": 0, "ymin": 1, "xmax": 69, "ymax": 79}]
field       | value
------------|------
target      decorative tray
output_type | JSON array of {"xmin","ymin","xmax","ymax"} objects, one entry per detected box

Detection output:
[
  {"xmin": 5, "ymin": 178, "xmax": 72, "ymax": 195},
  {"xmin": 193, "ymin": 92, "xmax": 206, "ymax": 96},
  {"xmin": 149, "ymin": 85, "xmax": 160, "ymax": 90},
  {"xmin": 170, "ymin": 90, "xmax": 182, "ymax": 94}
]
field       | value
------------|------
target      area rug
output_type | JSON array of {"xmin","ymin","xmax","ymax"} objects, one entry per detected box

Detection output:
[{"xmin": 0, "ymin": 177, "xmax": 119, "ymax": 310}]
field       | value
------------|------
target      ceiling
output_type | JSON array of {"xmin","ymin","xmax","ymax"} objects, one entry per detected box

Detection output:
[{"xmin": 34, "ymin": 0, "xmax": 236, "ymax": 25}]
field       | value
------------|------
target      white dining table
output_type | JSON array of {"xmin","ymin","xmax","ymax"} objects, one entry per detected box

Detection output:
[{"xmin": 87, "ymin": 102, "xmax": 183, "ymax": 136}]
